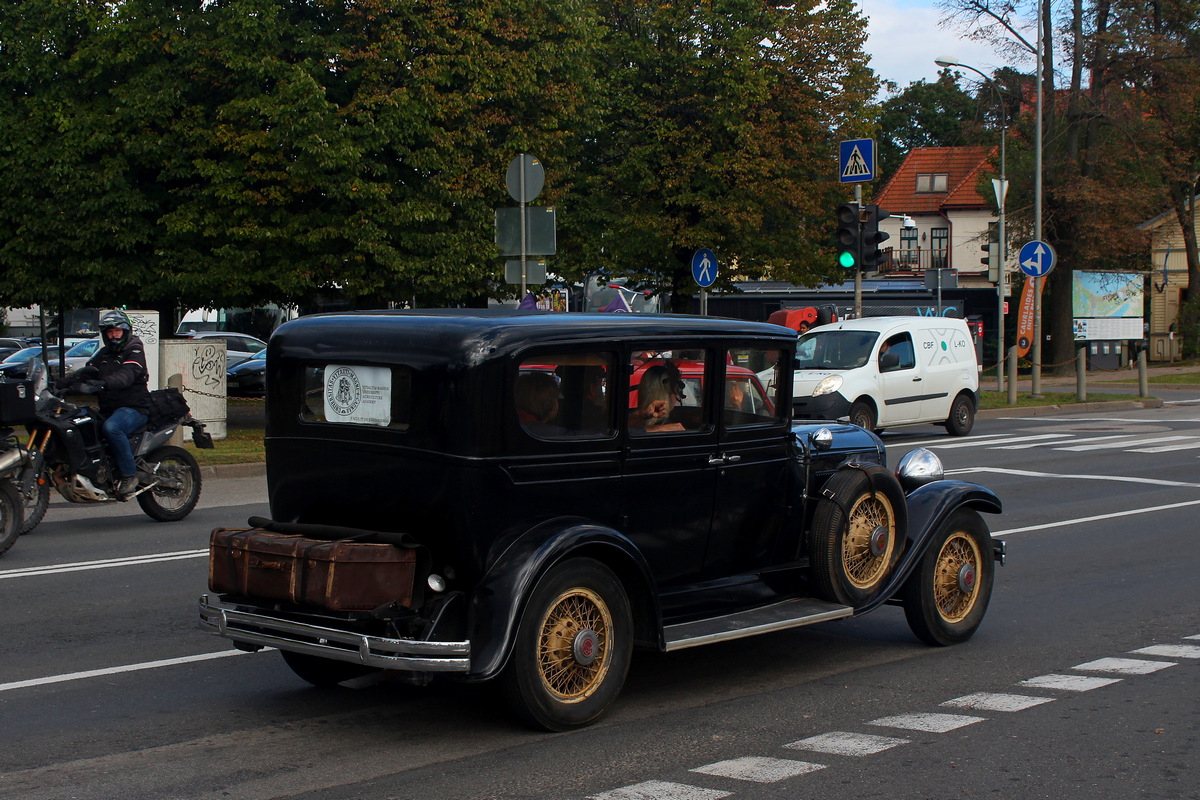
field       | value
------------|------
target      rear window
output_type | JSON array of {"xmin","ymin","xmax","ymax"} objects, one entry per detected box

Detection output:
[{"xmin": 301, "ymin": 364, "xmax": 411, "ymax": 430}]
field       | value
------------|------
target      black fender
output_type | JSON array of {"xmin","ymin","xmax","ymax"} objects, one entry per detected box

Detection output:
[
  {"xmin": 853, "ymin": 480, "xmax": 1002, "ymax": 616},
  {"xmin": 465, "ymin": 516, "xmax": 659, "ymax": 681}
]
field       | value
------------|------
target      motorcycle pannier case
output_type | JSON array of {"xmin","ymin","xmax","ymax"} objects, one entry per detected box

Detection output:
[
  {"xmin": 209, "ymin": 528, "xmax": 419, "ymax": 611},
  {"xmin": 0, "ymin": 379, "xmax": 36, "ymax": 426}
]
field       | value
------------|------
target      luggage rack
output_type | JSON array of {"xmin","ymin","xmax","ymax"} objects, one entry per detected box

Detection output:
[{"xmin": 199, "ymin": 594, "xmax": 471, "ymax": 673}]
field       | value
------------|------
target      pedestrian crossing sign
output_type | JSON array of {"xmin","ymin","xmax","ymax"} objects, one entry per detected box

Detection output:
[{"xmin": 839, "ymin": 138, "xmax": 876, "ymax": 183}]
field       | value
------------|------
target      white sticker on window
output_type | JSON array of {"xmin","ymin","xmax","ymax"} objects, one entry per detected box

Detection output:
[{"xmin": 323, "ymin": 365, "xmax": 391, "ymax": 426}]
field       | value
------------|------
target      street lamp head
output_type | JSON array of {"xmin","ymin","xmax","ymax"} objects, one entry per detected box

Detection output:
[{"xmin": 934, "ymin": 56, "xmax": 959, "ymax": 68}]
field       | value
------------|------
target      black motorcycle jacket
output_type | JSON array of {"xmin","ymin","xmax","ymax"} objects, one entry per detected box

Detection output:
[{"xmin": 84, "ymin": 335, "xmax": 151, "ymax": 416}]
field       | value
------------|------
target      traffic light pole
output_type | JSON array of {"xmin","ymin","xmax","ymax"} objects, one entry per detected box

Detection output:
[{"xmin": 854, "ymin": 184, "xmax": 863, "ymax": 318}]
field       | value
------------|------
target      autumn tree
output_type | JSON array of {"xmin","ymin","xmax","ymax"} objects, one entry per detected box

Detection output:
[{"xmin": 938, "ymin": 0, "xmax": 1199, "ymax": 371}]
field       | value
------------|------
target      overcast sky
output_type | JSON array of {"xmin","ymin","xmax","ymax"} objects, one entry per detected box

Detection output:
[{"xmin": 863, "ymin": 0, "xmax": 1013, "ymax": 96}]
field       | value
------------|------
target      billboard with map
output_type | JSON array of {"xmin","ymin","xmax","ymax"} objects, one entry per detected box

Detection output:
[{"xmin": 1072, "ymin": 272, "xmax": 1144, "ymax": 340}]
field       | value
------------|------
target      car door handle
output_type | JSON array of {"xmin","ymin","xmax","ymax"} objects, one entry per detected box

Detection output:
[
  {"xmin": 708, "ymin": 454, "xmax": 743, "ymax": 465},
  {"xmin": 912, "ymin": 376, "xmax": 923, "ymax": 381}
]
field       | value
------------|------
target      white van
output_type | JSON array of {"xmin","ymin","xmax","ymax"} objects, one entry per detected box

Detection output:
[{"xmin": 789, "ymin": 316, "xmax": 979, "ymax": 436}]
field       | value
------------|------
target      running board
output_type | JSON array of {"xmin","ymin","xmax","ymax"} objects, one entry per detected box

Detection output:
[{"xmin": 663, "ymin": 597, "xmax": 853, "ymax": 652}]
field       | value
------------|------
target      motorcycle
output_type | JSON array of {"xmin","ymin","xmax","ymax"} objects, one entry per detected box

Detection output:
[{"xmin": 0, "ymin": 358, "xmax": 213, "ymax": 544}]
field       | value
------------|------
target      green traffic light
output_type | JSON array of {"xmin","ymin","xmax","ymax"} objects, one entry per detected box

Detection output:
[{"xmin": 838, "ymin": 251, "xmax": 857, "ymax": 268}]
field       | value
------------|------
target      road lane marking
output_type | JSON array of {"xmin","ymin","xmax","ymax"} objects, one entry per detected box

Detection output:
[
  {"xmin": 924, "ymin": 433, "xmax": 1073, "ymax": 450},
  {"xmin": 948, "ymin": 466, "xmax": 1200, "ymax": 488},
  {"xmin": 0, "ymin": 549, "xmax": 207, "ymax": 580},
  {"xmin": 0, "ymin": 649, "xmax": 252, "ymax": 693},
  {"xmin": 588, "ymin": 782, "xmax": 731, "ymax": 800},
  {"xmin": 784, "ymin": 731, "xmax": 909, "ymax": 756},
  {"xmin": 1019, "ymin": 674, "xmax": 1121, "ymax": 692},
  {"xmin": 1130, "ymin": 644, "xmax": 1200, "ymax": 659},
  {"xmin": 991, "ymin": 434, "xmax": 1131, "ymax": 449},
  {"xmin": 867, "ymin": 713, "xmax": 985, "ymax": 733},
  {"xmin": 691, "ymin": 756, "xmax": 825, "ymax": 783},
  {"xmin": 1055, "ymin": 434, "xmax": 1198, "ymax": 451},
  {"xmin": 1128, "ymin": 439, "xmax": 1200, "ymax": 452},
  {"xmin": 942, "ymin": 692, "xmax": 1056, "ymax": 712},
  {"xmin": 1072, "ymin": 657, "xmax": 1177, "ymax": 675},
  {"xmin": 988, "ymin": 499, "xmax": 1200, "ymax": 536}
]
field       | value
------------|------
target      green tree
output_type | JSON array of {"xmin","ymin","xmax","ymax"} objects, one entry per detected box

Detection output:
[
  {"xmin": 876, "ymin": 69, "xmax": 981, "ymax": 182},
  {"xmin": 560, "ymin": 0, "xmax": 877, "ymax": 310}
]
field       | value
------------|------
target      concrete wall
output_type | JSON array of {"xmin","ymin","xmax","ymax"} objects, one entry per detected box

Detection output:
[{"xmin": 161, "ymin": 339, "xmax": 227, "ymax": 440}]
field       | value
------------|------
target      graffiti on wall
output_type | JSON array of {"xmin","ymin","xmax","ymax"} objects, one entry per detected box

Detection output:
[{"xmin": 191, "ymin": 344, "xmax": 225, "ymax": 389}]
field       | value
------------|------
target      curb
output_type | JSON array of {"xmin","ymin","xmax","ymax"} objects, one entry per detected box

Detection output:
[{"xmin": 202, "ymin": 462, "xmax": 266, "ymax": 480}]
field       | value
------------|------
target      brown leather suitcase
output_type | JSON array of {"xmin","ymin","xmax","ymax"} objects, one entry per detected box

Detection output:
[{"xmin": 209, "ymin": 528, "xmax": 419, "ymax": 611}]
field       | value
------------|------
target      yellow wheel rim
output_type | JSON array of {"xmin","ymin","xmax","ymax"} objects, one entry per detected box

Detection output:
[
  {"xmin": 842, "ymin": 492, "xmax": 896, "ymax": 589},
  {"xmin": 933, "ymin": 532, "xmax": 982, "ymax": 623},
  {"xmin": 537, "ymin": 587, "xmax": 613, "ymax": 702}
]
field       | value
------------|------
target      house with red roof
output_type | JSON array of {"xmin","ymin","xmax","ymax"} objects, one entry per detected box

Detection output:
[{"xmin": 873, "ymin": 146, "xmax": 1003, "ymax": 291}]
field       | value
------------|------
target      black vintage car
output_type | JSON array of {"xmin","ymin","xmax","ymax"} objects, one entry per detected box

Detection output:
[{"xmin": 200, "ymin": 311, "xmax": 1004, "ymax": 731}]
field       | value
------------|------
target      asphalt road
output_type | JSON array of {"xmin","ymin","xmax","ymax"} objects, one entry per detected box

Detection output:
[{"xmin": 1, "ymin": 404, "xmax": 1197, "ymax": 800}]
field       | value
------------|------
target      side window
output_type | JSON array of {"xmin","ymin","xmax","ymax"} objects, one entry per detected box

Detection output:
[
  {"xmin": 628, "ymin": 348, "xmax": 707, "ymax": 435},
  {"xmin": 723, "ymin": 348, "xmax": 784, "ymax": 427},
  {"xmin": 516, "ymin": 352, "xmax": 615, "ymax": 439},
  {"xmin": 880, "ymin": 333, "xmax": 915, "ymax": 371}
]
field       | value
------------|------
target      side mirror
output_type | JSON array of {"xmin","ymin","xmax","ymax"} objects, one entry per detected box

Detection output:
[{"xmin": 880, "ymin": 351, "xmax": 900, "ymax": 371}]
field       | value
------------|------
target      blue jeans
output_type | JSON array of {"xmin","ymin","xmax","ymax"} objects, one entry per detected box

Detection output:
[{"xmin": 102, "ymin": 407, "xmax": 148, "ymax": 478}]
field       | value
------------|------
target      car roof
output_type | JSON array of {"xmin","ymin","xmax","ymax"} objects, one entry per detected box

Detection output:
[
  {"xmin": 273, "ymin": 311, "xmax": 794, "ymax": 367},
  {"xmin": 808, "ymin": 316, "xmax": 967, "ymax": 334}
]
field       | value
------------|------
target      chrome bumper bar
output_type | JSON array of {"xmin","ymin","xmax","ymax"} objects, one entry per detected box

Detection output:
[{"xmin": 198, "ymin": 594, "xmax": 471, "ymax": 673}]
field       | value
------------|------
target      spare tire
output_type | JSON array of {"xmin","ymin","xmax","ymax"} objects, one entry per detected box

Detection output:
[{"xmin": 810, "ymin": 465, "xmax": 907, "ymax": 607}]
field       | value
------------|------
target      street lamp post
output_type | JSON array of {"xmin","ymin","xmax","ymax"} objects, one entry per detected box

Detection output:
[{"xmin": 935, "ymin": 57, "xmax": 1007, "ymax": 392}]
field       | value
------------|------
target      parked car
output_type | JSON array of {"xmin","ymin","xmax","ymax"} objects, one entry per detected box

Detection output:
[
  {"xmin": 180, "ymin": 331, "xmax": 267, "ymax": 368},
  {"xmin": 44, "ymin": 337, "xmax": 102, "ymax": 379},
  {"xmin": 790, "ymin": 316, "xmax": 980, "ymax": 436},
  {"xmin": 0, "ymin": 338, "xmax": 29, "ymax": 361},
  {"xmin": 225, "ymin": 348, "xmax": 266, "ymax": 396},
  {"xmin": 199, "ymin": 311, "xmax": 1004, "ymax": 731},
  {"xmin": 0, "ymin": 347, "xmax": 46, "ymax": 378}
]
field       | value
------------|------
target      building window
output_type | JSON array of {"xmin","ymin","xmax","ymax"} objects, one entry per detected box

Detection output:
[
  {"xmin": 899, "ymin": 227, "xmax": 918, "ymax": 265},
  {"xmin": 916, "ymin": 173, "xmax": 949, "ymax": 193},
  {"xmin": 931, "ymin": 228, "xmax": 949, "ymax": 269}
]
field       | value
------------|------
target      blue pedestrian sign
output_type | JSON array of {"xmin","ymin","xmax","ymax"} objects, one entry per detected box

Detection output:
[
  {"xmin": 1018, "ymin": 240, "xmax": 1057, "ymax": 278},
  {"xmin": 692, "ymin": 248, "xmax": 717, "ymax": 288},
  {"xmin": 839, "ymin": 139, "xmax": 875, "ymax": 183}
]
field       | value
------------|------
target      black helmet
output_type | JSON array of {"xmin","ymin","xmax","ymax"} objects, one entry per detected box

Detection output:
[{"xmin": 99, "ymin": 310, "xmax": 133, "ymax": 354}]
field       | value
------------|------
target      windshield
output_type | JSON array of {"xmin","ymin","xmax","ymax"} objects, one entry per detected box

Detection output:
[
  {"xmin": 66, "ymin": 339, "xmax": 100, "ymax": 357},
  {"xmin": 795, "ymin": 330, "xmax": 880, "ymax": 370}
]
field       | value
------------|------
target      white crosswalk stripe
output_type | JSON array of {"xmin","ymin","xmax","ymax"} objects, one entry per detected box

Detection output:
[
  {"xmin": 784, "ymin": 731, "xmax": 910, "ymax": 756},
  {"xmin": 1072, "ymin": 657, "xmax": 1177, "ymax": 675},
  {"xmin": 1127, "ymin": 439, "xmax": 1200, "ymax": 453},
  {"xmin": 691, "ymin": 756, "xmax": 826, "ymax": 783},
  {"xmin": 1019, "ymin": 673, "xmax": 1121, "ymax": 692},
  {"xmin": 942, "ymin": 692, "xmax": 1056, "ymax": 712},
  {"xmin": 588, "ymin": 781, "xmax": 731, "ymax": 800},
  {"xmin": 867, "ymin": 712, "xmax": 986, "ymax": 733}
]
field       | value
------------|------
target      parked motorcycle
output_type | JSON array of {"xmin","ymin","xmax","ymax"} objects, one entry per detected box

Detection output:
[{"xmin": 0, "ymin": 359, "xmax": 213, "ymax": 542}]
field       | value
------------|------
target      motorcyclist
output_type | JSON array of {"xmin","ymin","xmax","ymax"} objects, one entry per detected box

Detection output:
[{"xmin": 66, "ymin": 311, "xmax": 150, "ymax": 495}]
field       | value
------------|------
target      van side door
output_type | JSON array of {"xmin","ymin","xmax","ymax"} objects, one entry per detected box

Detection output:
[{"xmin": 876, "ymin": 331, "xmax": 924, "ymax": 425}]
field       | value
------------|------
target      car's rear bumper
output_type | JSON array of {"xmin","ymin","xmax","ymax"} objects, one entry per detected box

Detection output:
[{"xmin": 198, "ymin": 594, "xmax": 471, "ymax": 673}]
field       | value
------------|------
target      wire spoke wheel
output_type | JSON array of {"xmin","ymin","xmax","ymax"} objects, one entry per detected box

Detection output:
[
  {"xmin": 503, "ymin": 558, "xmax": 632, "ymax": 731},
  {"xmin": 810, "ymin": 466, "xmax": 907, "ymax": 607},
  {"xmin": 537, "ymin": 588, "xmax": 612, "ymax": 702},
  {"xmin": 843, "ymin": 493, "xmax": 896, "ymax": 589},
  {"xmin": 931, "ymin": 532, "xmax": 982, "ymax": 623},
  {"xmin": 902, "ymin": 510, "xmax": 995, "ymax": 646}
]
